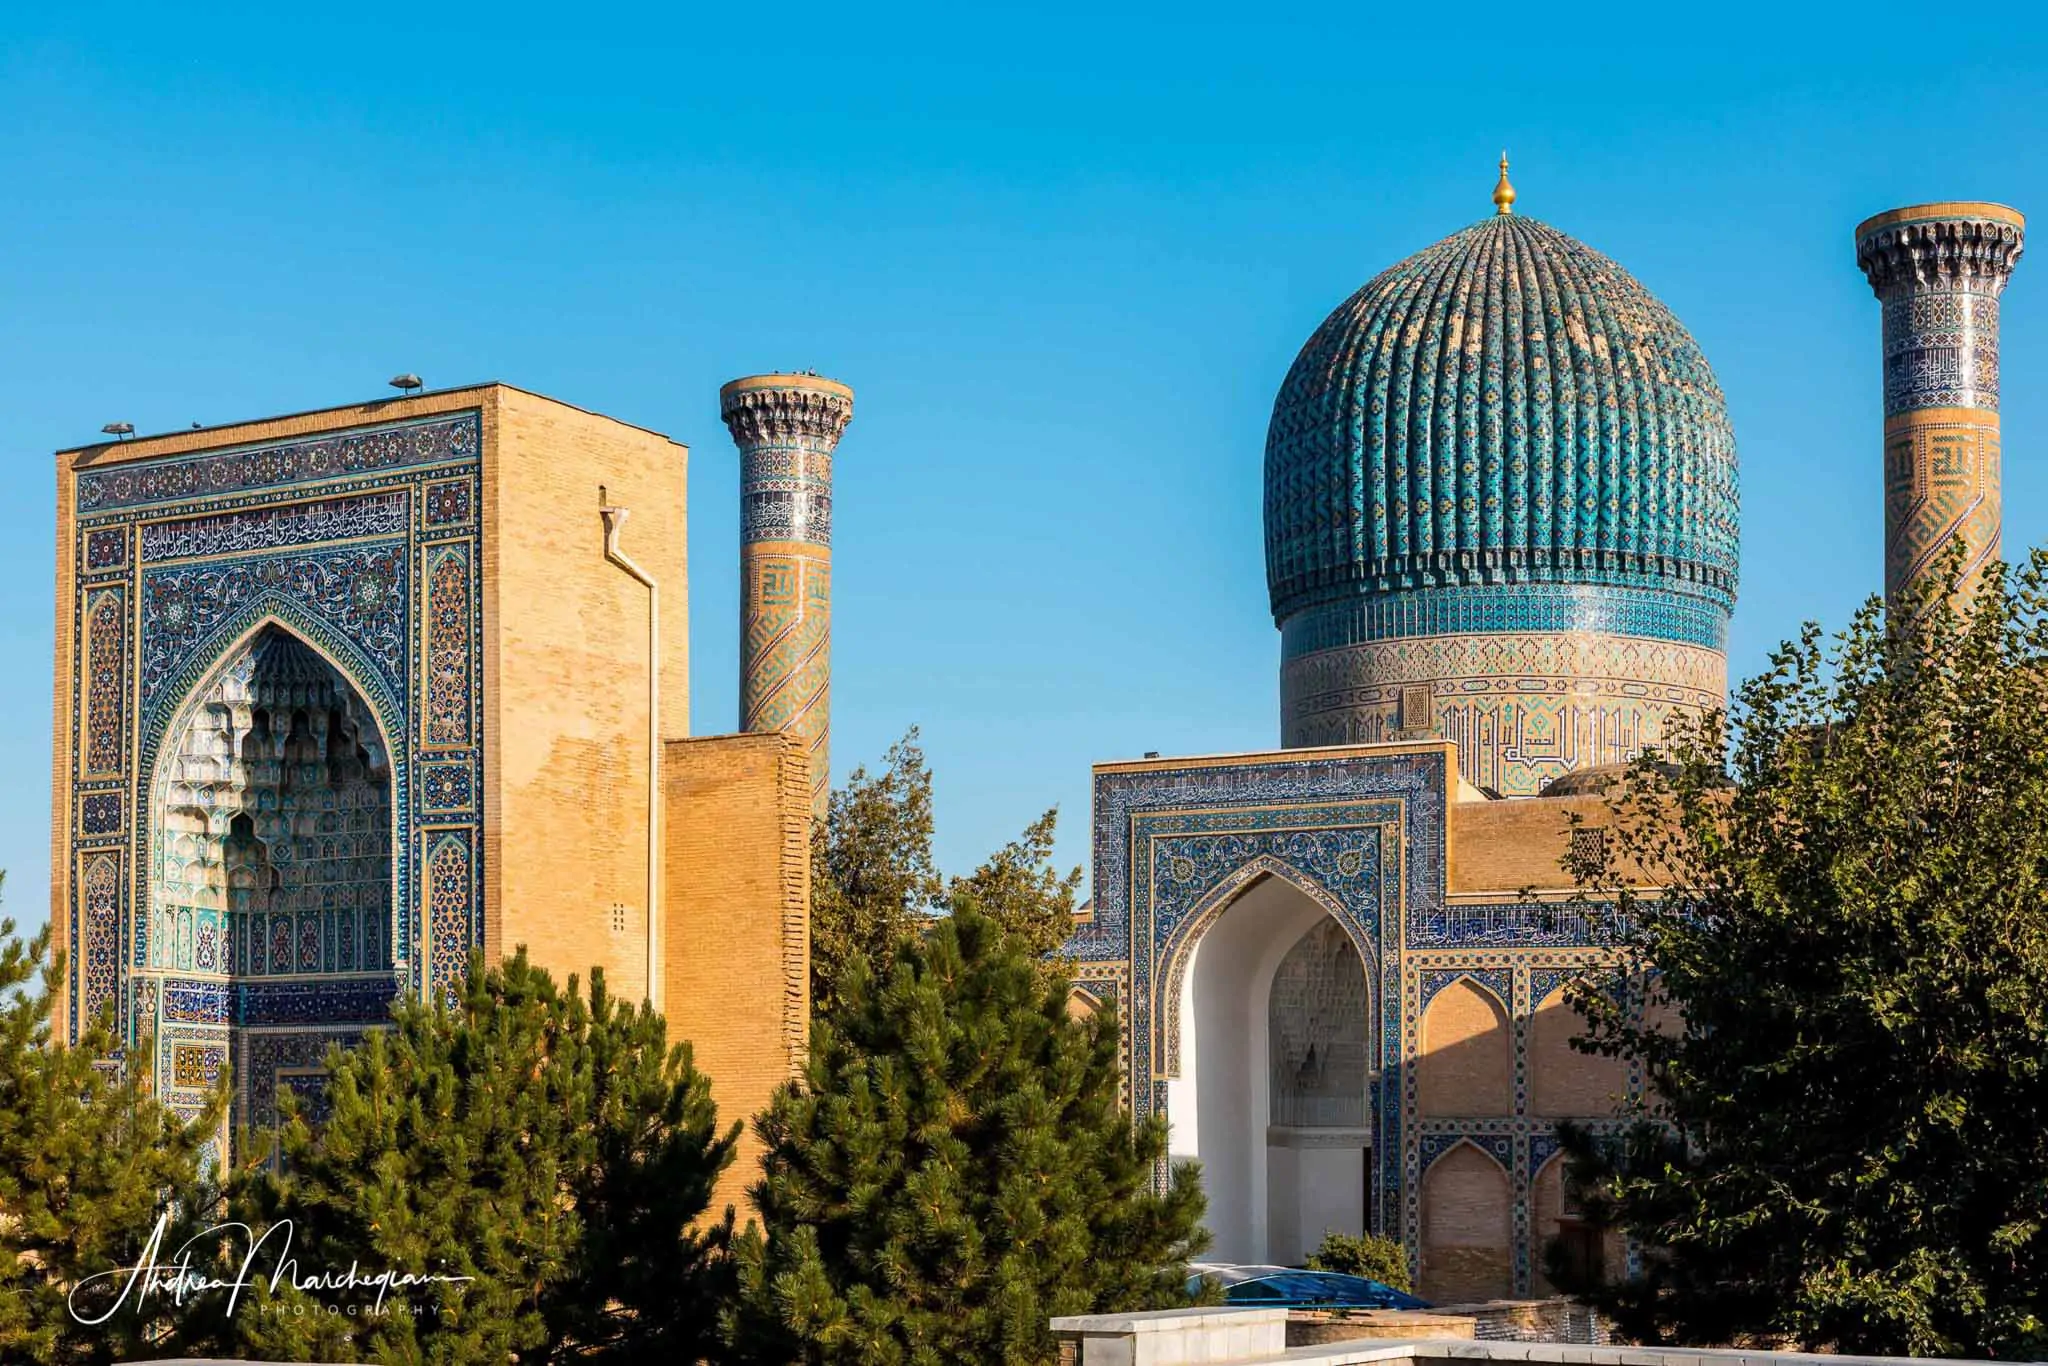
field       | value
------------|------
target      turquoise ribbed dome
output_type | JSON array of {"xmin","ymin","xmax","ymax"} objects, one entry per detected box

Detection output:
[{"xmin": 1264, "ymin": 213, "xmax": 1738, "ymax": 636}]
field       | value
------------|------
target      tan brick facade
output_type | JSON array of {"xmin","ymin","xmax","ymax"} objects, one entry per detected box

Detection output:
[
  {"xmin": 664, "ymin": 732, "xmax": 812, "ymax": 1215},
  {"xmin": 483, "ymin": 386, "xmax": 690, "ymax": 1005}
]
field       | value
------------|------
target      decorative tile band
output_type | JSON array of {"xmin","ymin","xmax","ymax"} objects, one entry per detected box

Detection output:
[
  {"xmin": 163, "ymin": 979, "xmax": 230, "ymax": 1025},
  {"xmin": 235, "ymin": 976, "xmax": 398, "ymax": 1026},
  {"xmin": 1282, "ymin": 631, "xmax": 1725, "ymax": 796},
  {"xmin": 425, "ymin": 830, "xmax": 475, "ymax": 1005},
  {"xmin": 82, "ymin": 589, "xmax": 126, "ymax": 777},
  {"xmin": 1280, "ymin": 582, "xmax": 1729, "ymax": 659},
  {"xmin": 80, "ymin": 853, "xmax": 121, "ymax": 1029},
  {"xmin": 140, "ymin": 491, "xmax": 410, "ymax": 562},
  {"xmin": 424, "ymin": 545, "xmax": 472, "ymax": 746},
  {"xmin": 1410, "ymin": 901, "xmax": 1603, "ymax": 949},
  {"xmin": 1878, "ymin": 293, "xmax": 2003, "ymax": 414},
  {"xmin": 77, "ymin": 412, "xmax": 479, "ymax": 513}
]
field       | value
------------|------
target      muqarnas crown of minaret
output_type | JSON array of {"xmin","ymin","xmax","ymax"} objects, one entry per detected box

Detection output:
[
  {"xmin": 1855, "ymin": 202, "xmax": 2025, "ymax": 606},
  {"xmin": 720, "ymin": 373, "xmax": 853, "ymax": 815}
]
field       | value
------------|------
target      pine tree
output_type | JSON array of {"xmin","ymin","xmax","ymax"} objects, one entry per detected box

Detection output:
[
  {"xmin": 810, "ymin": 730, "xmax": 943, "ymax": 1015},
  {"xmin": 188, "ymin": 950, "xmax": 737, "ymax": 1365},
  {"xmin": 548, "ymin": 971, "xmax": 739, "ymax": 1364},
  {"xmin": 0, "ymin": 903, "xmax": 222, "ymax": 1366},
  {"xmin": 732, "ymin": 900, "xmax": 1208, "ymax": 1366},
  {"xmin": 1553, "ymin": 554, "xmax": 2048, "ymax": 1357}
]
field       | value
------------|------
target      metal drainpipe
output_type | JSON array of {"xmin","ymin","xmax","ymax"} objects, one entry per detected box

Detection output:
[{"xmin": 599, "ymin": 494, "xmax": 662, "ymax": 1012}]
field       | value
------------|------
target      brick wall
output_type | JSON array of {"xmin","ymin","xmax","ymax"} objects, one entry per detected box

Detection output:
[
  {"xmin": 486, "ymin": 387, "xmax": 688, "ymax": 1004},
  {"xmin": 664, "ymin": 731, "xmax": 811, "ymax": 1215},
  {"xmin": 1421, "ymin": 1142, "xmax": 1513, "ymax": 1302},
  {"xmin": 1416, "ymin": 978, "xmax": 1512, "ymax": 1116},
  {"xmin": 1448, "ymin": 793, "xmax": 1613, "ymax": 894}
]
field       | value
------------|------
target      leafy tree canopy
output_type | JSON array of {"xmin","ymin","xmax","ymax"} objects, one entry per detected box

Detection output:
[
  {"xmin": 810, "ymin": 731, "xmax": 943, "ymax": 1014},
  {"xmin": 1556, "ymin": 555, "xmax": 2048, "ymax": 1358},
  {"xmin": 812, "ymin": 729, "xmax": 1085, "ymax": 1008},
  {"xmin": 1306, "ymin": 1231, "xmax": 1411, "ymax": 1292}
]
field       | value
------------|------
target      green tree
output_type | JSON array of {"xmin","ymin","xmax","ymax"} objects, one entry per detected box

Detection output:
[
  {"xmin": 551, "ymin": 971, "xmax": 739, "ymax": 1365},
  {"xmin": 1306, "ymin": 1231, "xmax": 1411, "ymax": 1291},
  {"xmin": 810, "ymin": 730, "xmax": 942, "ymax": 1014},
  {"xmin": 731, "ymin": 900, "xmax": 1208, "ymax": 1366},
  {"xmin": 191, "ymin": 951, "xmax": 737, "ymax": 1365},
  {"xmin": 951, "ymin": 808, "xmax": 1084, "ymax": 960},
  {"xmin": 1554, "ymin": 556, "xmax": 2048, "ymax": 1357},
  {"xmin": 0, "ymin": 901, "xmax": 222, "ymax": 1366}
]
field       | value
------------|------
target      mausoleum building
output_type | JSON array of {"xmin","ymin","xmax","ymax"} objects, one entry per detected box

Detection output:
[
  {"xmin": 51, "ymin": 377, "xmax": 841, "ymax": 1200},
  {"xmin": 1063, "ymin": 174, "xmax": 2025, "ymax": 1301}
]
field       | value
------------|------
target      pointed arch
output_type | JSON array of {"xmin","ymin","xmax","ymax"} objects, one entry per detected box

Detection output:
[
  {"xmin": 1529, "ymin": 982, "xmax": 1627, "ymax": 1118},
  {"xmin": 140, "ymin": 594, "xmax": 403, "ymax": 775},
  {"xmin": 1157, "ymin": 855, "xmax": 1372, "ymax": 1079},
  {"xmin": 1420, "ymin": 1139, "xmax": 1511, "ymax": 1302},
  {"xmin": 144, "ymin": 619, "xmax": 398, "ymax": 980},
  {"xmin": 1529, "ymin": 1148, "xmax": 1624, "ymax": 1294},
  {"xmin": 1416, "ymin": 975, "xmax": 1511, "ymax": 1117}
]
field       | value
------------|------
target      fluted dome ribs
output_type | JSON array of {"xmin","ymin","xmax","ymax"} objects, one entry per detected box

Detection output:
[{"xmin": 1265, "ymin": 215, "xmax": 1739, "ymax": 627}]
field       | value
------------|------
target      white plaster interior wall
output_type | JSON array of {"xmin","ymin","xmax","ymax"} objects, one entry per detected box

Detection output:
[
  {"xmin": 1290, "ymin": 1145, "xmax": 1367, "ymax": 1262},
  {"xmin": 1168, "ymin": 947, "xmax": 1200, "ymax": 1166},
  {"xmin": 1178, "ymin": 875, "xmax": 1327, "ymax": 1263}
]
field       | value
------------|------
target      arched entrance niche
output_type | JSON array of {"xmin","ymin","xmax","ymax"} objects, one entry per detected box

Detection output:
[
  {"xmin": 150, "ymin": 624, "xmax": 395, "ymax": 980},
  {"xmin": 1166, "ymin": 869, "xmax": 1373, "ymax": 1264}
]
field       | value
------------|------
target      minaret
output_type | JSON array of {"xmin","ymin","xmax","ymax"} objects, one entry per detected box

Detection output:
[
  {"xmin": 1855, "ymin": 202, "xmax": 2025, "ymax": 607},
  {"xmin": 720, "ymin": 373, "xmax": 853, "ymax": 815}
]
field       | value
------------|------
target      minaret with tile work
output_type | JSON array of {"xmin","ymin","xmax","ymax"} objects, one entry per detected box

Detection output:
[
  {"xmin": 1855, "ymin": 202, "xmax": 2025, "ymax": 606},
  {"xmin": 721, "ymin": 373, "xmax": 852, "ymax": 815}
]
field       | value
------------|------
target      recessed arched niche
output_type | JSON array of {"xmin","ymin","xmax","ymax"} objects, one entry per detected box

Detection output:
[{"xmin": 150, "ymin": 625, "xmax": 394, "ymax": 980}]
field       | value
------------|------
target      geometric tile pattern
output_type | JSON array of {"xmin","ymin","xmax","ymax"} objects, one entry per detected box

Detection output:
[
  {"xmin": 79, "ymin": 791, "xmax": 123, "ymax": 835},
  {"xmin": 63, "ymin": 410, "xmax": 484, "ymax": 1135},
  {"xmin": 1264, "ymin": 210, "xmax": 1738, "ymax": 790},
  {"xmin": 1883, "ymin": 414, "xmax": 2002, "ymax": 601},
  {"xmin": 723, "ymin": 375, "xmax": 853, "ymax": 815},
  {"xmin": 1264, "ymin": 213, "xmax": 1740, "ymax": 623},
  {"xmin": 1855, "ymin": 204, "xmax": 2025, "ymax": 605},
  {"xmin": 425, "ymin": 830, "xmax": 475, "ymax": 1007},
  {"xmin": 83, "ymin": 589, "xmax": 127, "ymax": 776},
  {"xmin": 1283, "ymin": 629, "xmax": 1727, "ymax": 795},
  {"xmin": 424, "ymin": 545, "xmax": 472, "ymax": 746}
]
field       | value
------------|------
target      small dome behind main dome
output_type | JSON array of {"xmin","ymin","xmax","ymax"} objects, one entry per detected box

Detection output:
[{"xmin": 1265, "ymin": 193, "xmax": 1739, "ymax": 796}]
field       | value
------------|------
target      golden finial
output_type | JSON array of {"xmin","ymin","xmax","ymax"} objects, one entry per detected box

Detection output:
[{"xmin": 1493, "ymin": 150, "xmax": 1516, "ymax": 216}]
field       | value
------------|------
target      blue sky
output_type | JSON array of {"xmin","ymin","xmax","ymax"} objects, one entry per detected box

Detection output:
[{"xmin": 4, "ymin": 4, "xmax": 2046, "ymax": 933}]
